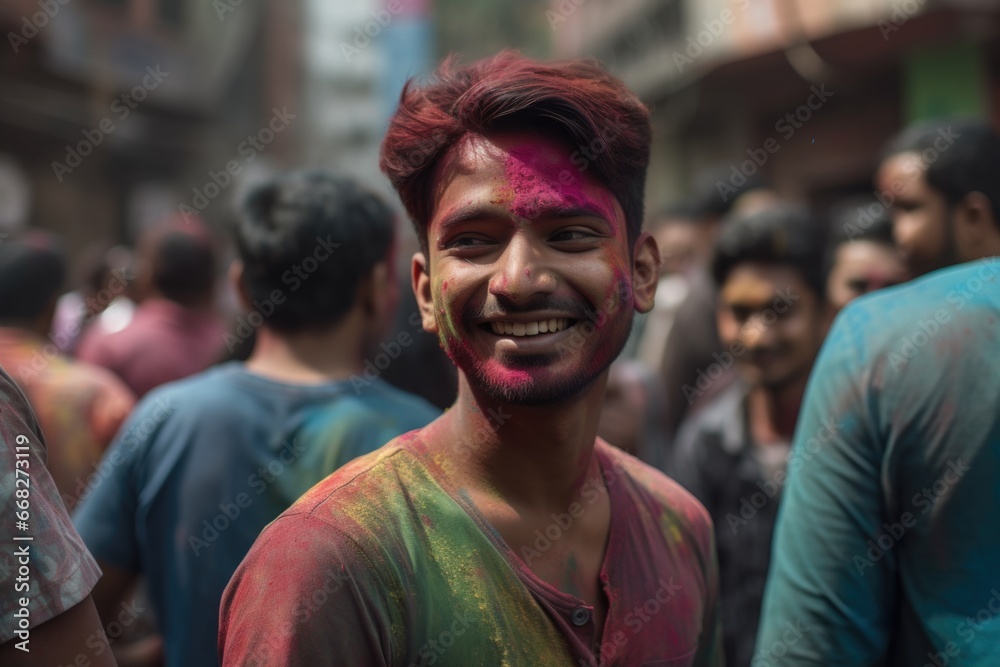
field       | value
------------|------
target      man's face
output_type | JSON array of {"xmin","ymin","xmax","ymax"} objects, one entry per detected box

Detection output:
[
  {"xmin": 717, "ymin": 263, "xmax": 825, "ymax": 390},
  {"xmin": 826, "ymin": 240, "xmax": 909, "ymax": 314},
  {"xmin": 413, "ymin": 131, "xmax": 656, "ymax": 405},
  {"xmin": 877, "ymin": 153, "xmax": 954, "ymax": 276}
]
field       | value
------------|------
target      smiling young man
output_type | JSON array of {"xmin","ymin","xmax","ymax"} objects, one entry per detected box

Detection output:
[
  {"xmin": 220, "ymin": 53, "xmax": 722, "ymax": 666},
  {"xmin": 671, "ymin": 206, "xmax": 830, "ymax": 667}
]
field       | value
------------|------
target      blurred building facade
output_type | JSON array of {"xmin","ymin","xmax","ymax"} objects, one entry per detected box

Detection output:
[
  {"xmin": 0, "ymin": 0, "xmax": 301, "ymax": 249},
  {"xmin": 0, "ymin": 0, "xmax": 433, "ymax": 266},
  {"xmin": 554, "ymin": 0, "xmax": 1000, "ymax": 210}
]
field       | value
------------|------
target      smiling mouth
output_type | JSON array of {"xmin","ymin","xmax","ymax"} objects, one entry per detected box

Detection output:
[{"xmin": 487, "ymin": 319, "xmax": 573, "ymax": 337}]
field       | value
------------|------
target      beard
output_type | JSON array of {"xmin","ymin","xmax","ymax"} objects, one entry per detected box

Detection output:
[{"xmin": 441, "ymin": 296, "xmax": 634, "ymax": 406}]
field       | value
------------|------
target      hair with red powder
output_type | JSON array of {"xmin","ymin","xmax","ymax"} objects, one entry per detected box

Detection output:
[{"xmin": 379, "ymin": 51, "xmax": 651, "ymax": 249}]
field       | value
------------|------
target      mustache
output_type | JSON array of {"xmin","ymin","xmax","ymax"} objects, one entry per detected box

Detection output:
[{"xmin": 468, "ymin": 295, "xmax": 596, "ymax": 323}]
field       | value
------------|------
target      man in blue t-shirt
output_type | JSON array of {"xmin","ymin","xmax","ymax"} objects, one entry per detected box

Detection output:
[
  {"xmin": 73, "ymin": 171, "xmax": 440, "ymax": 667},
  {"xmin": 757, "ymin": 120, "xmax": 1000, "ymax": 666}
]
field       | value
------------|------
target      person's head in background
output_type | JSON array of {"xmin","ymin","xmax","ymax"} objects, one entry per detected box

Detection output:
[
  {"xmin": 232, "ymin": 170, "xmax": 398, "ymax": 370},
  {"xmin": 0, "ymin": 231, "xmax": 67, "ymax": 337},
  {"xmin": 877, "ymin": 119, "xmax": 1000, "ymax": 277},
  {"xmin": 132, "ymin": 214, "xmax": 218, "ymax": 310},
  {"xmin": 646, "ymin": 203, "xmax": 699, "ymax": 277},
  {"xmin": 688, "ymin": 170, "xmax": 782, "ymax": 269},
  {"xmin": 825, "ymin": 198, "xmax": 910, "ymax": 314},
  {"xmin": 711, "ymin": 205, "xmax": 829, "ymax": 394}
]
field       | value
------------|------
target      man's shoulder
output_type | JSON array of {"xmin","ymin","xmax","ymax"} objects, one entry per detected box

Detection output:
[
  {"xmin": 278, "ymin": 432, "xmax": 426, "ymax": 524},
  {"xmin": 822, "ymin": 258, "xmax": 1000, "ymax": 376}
]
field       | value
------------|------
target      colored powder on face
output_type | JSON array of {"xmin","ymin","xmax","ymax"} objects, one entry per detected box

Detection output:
[{"xmin": 503, "ymin": 145, "xmax": 620, "ymax": 233}]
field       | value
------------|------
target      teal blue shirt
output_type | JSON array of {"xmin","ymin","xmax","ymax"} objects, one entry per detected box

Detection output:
[
  {"xmin": 757, "ymin": 259, "xmax": 1000, "ymax": 666},
  {"xmin": 73, "ymin": 363, "xmax": 439, "ymax": 667}
]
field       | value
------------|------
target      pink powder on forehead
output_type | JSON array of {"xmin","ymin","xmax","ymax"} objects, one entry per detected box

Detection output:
[{"xmin": 503, "ymin": 146, "xmax": 619, "ymax": 229}]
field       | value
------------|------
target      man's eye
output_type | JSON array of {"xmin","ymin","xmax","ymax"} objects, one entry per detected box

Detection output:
[
  {"xmin": 550, "ymin": 230, "xmax": 593, "ymax": 242},
  {"xmin": 730, "ymin": 307, "xmax": 751, "ymax": 322},
  {"xmin": 449, "ymin": 237, "xmax": 492, "ymax": 248}
]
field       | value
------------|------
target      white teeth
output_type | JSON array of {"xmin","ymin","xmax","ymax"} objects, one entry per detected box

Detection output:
[{"xmin": 489, "ymin": 319, "xmax": 574, "ymax": 337}]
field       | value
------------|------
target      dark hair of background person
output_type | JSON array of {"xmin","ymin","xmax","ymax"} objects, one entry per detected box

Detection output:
[
  {"xmin": 379, "ymin": 50, "xmax": 652, "ymax": 252},
  {"xmin": 711, "ymin": 205, "xmax": 830, "ymax": 301},
  {"xmin": 882, "ymin": 118, "xmax": 1000, "ymax": 229},
  {"xmin": 233, "ymin": 169, "xmax": 396, "ymax": 333},
  {"xmin": 150, "ymin": 230, "xmax": 217, "ymax": 308},
  {"xmin": 822, "ymin": 197, "xmax": 896, "ymax": 278},
  {"xmin": 0, "ymin": 231, "xmax": 67, "ymax": 324}
]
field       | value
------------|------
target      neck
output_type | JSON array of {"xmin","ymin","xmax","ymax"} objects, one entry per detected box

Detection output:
[
  {"xmin": 244, "ymin": 316, "xmax": 365, "ymax": 384},
  {"xmin": 430, "ymin": 371, "xmax": 608, "ymax": 511},
  {"xmin": 748, "ymin": 373, "xmax": 808, "ymax": 443}
]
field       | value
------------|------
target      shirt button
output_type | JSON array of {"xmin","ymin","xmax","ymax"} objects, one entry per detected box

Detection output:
[{"xmin": 571, "ymin": 606, "xmax": 591, "ymax": 626}]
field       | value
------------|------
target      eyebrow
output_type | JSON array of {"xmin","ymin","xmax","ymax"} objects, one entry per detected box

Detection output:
[{"xmin": 437, "ymin": 203, "xmax": 609, "ymax": 233}]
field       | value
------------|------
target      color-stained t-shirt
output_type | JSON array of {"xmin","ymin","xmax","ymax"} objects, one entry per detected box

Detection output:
[
  {"xmin": 757, "ymin": 259, "xmax": 1000, "ymax": 666},
  {"xmin": 220, "ymin": 432, "xmax": 723, "ymax": 666},
  {"xmin": 72, "ymin": 362, "xmax": 439, "ymax": 667},
  {"xmin": 0, "ymin": 328, "xmax": 135, "ymax": 511},
  {"xmin": 77, "ymin": 297, "xmax": 226, "ymax": 398},
  {"xmin": 0, "ymin": 366, "xmax": 101, "ymax": 645}
]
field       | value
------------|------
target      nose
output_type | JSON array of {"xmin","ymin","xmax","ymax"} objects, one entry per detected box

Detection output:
[
  {"xmin": 741, "ymin": 312, "xmax": 778, "ymax": 350},
  {"xmin": 488, "ymin": 232, "xmax": 557, "ymax": 303}
]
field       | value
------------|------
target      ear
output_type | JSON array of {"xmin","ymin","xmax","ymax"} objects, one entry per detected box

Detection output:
[
  {"xmin": 228, "ymin": 260, "xmax": 251, "ymax": 312},
  {"xmin": 953, "ymin": 192, "xmax": 999, "ymax": 255},
  {"xmin": 411, "ymin": 251, "xmax": 438, "ymax": 334},
  {"xmin": 631, "ymin": 232, "xmax": 659, "ymax": 314}
]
